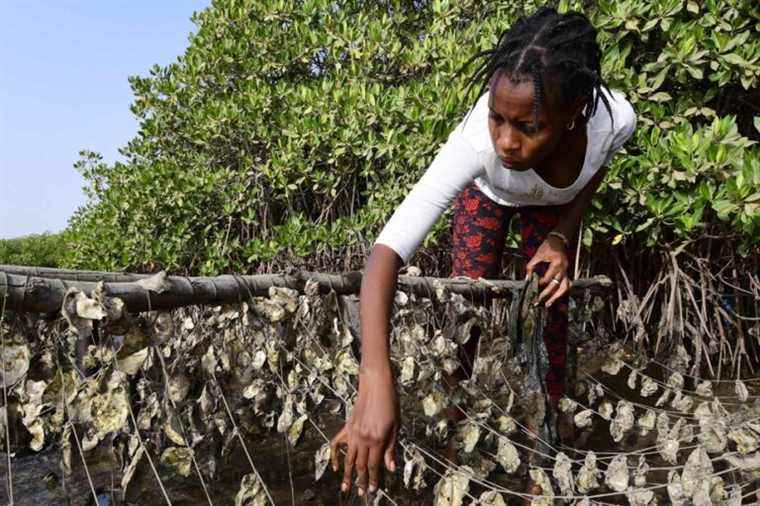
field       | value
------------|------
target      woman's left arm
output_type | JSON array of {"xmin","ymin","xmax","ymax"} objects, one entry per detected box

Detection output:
[
  {"xmin": 526, "ymin": 165, "xmax": 608, "ymax": 307},
  {"xmin": 530, "ymin": 95, "xmax": 636, "ymax": 306},
  {"xmin": 553, "ymin": 165, "xmax": 607, "ymax": 246}
]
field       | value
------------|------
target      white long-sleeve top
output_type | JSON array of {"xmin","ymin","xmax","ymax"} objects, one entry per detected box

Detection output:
[{"xmin": 374, "ymin": 87, "xmax": 637, "ymax": 264}]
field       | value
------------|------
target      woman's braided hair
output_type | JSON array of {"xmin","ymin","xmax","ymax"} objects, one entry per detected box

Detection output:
[{"xmin": 463, "ymin": 6, "xmax": 614, "ymax": 129}]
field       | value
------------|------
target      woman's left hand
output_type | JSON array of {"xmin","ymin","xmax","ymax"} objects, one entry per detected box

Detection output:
[{"xmin": 525, "ymin": 235, "xmax": 572, "ymax": 308}]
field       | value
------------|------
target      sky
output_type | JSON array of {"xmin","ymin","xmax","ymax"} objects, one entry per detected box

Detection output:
[{"xmin": 0, "ymin": 1, "xmax": 210, "ymax": 239}]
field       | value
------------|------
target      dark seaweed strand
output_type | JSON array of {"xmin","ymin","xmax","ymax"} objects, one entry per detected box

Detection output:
[{"xmin": 459, "ymin": 6, "xmax": 614, "ymax": 130}]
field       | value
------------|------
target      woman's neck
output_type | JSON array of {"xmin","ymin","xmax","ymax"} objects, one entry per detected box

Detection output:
[{"xmin": 533, "ymin": 125, "xmax": 588, "ymax": 189}]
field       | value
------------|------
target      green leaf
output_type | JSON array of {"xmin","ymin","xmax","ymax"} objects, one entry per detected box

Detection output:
[
  {"xmin": 685, "ymin": 66, "xmax": 703, "ymax": 80},
  {"xmin": 723, "ymin": 53, "xmax": 747, "ymax": 66},
  {"xmin": 650, "ymin": 66, "xmax": 669, "ymax": 91},
  {"xmin": 712, "ymin": 200, "xmax": 738, "ymax": 218},
  {"xmin": 582, "ymin": 227, "xmax": 593, "ymax": 248},
  {"xmin": 642, "ymin": 18, "xmax": 660, "ymax": 32},
  {"xmin": 649, "ymin": 91, "xmax": 673, "ymax": 102},
  {"xmin": 635, "ymin": 217, "xmax": 656, "ymax": 233}
]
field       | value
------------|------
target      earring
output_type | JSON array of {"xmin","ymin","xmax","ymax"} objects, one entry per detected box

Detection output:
[{"xmin": 566, "ymin": 118, "xmax": 575, "ymax": 131}]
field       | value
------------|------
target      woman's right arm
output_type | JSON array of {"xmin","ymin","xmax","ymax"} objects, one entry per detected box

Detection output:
[
  {"xmin": 330, "ymin": 244, "xmax": 401, "ymax": 497},
  {"xmin": 329, "ymin": 97, "xmax": 489, "ymax": 496},
  {"xmin": 358, "ymin": 243, "xmax": 402, "ymax": 378}
]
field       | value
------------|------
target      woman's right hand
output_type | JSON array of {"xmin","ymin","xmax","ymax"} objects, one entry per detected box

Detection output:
[{"xmin": 330, "ymin": 366, "xmax": 399, "ymax": 496}]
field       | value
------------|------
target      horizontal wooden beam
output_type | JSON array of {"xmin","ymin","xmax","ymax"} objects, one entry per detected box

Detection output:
[{"xmin": 0, "ymin": 265, "xmax": 612, "ymax": 314}]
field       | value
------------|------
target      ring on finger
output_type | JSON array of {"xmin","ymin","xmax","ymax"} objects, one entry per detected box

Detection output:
[{"xmin": 551, "ymin": 278, "xmax": 561, "ymax": 285}]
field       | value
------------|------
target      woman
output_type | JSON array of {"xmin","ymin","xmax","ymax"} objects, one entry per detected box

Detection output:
[{"xmin": 329, "ymin": 5, "xmax": 636, "ymax": 498}]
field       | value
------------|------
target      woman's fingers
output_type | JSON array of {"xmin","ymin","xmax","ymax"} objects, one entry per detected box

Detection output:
[
  {"xmin": 538, "ymin": 260, "xmax": 564, "ymax": 287},
  {"xmin": 331, "ymin": 428, "xmax": 391, "ymax": 495},
  {"xmin": 384, "ymin": 425, "xmax": 397, "ymax": 472},
  {"xmin": 341, "ymin": 443, "xmax": 357, "ymax": 492},
  {"xmin": 535, "ymin": 261, "xmax": 564, "ymax": 305},
  {"xmin": 544, "ymin": 278, "xmax": 572, "ymax": 308},
  {"xmin": 525, "ymin": 255, "xmax": 539, "ymax": 279},
  {"xmin": 367, "ymin": 446, "xmax": 383, "ymax": 494},
  {"xmin": 536, "ymin": 280, "xmax": 557, "ymax": 307},
  {"xmin": 330, "ymin": 425, "xmax": 348, "ymax": 472},
  {"xmin": 354, "ymin": 446, "xmax": 370, "ymax": 496}
]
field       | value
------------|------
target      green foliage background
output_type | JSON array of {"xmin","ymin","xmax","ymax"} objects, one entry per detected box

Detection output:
[
  {"xmin": 63, "ymin": 0, "xmax": 760, "ymax": 276},
  {"xmin": 0, "ymin": 233, "xmax": 66, "ymax": 268}
]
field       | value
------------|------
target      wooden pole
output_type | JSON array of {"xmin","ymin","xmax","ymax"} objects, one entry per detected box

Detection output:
[
  {"xmin": 0, "ymin": 266, "xmax": 612, "ymax": 314},
  {"xmin": 0, "ymin": 264, "xmax": 149, "ymax": 283}
]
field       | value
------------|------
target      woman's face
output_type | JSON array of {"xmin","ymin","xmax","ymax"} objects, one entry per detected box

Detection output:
[{"xmin": 487, "ymin": 72, "xmax": 573, "ymax": 171}]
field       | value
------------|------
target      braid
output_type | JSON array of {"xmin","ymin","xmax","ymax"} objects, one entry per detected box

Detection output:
[
  {"xmin": 462, "ymin": 5, "xmax": 614, "ymax": 129},
  {"xmin": 531, "ymin": 70, "xmax": 545, "ymax": 131}
]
